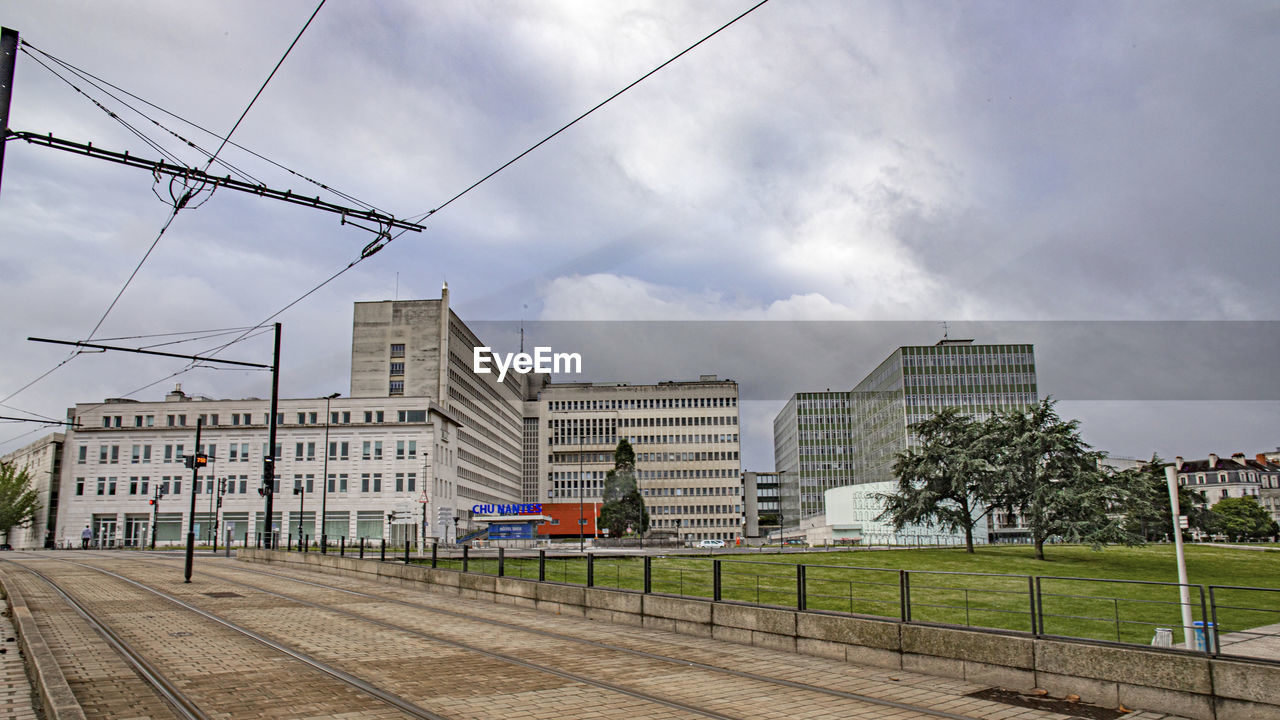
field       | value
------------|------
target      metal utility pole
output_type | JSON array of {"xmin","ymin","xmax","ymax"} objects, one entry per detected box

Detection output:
[
  {"xmin": 0, "ymin": 27, "xmax": 18, "ymax": 196},
  {"xmin": 1165, "ymin": 464, "xmax": 1197, "ymax": 649},
  {"xmin": 261, "ymin": 323, "xmax": 282, "ymax": 549},
  {"xmin": 183, "ymin": 418, "xmax": 205, "ymax": 582}
]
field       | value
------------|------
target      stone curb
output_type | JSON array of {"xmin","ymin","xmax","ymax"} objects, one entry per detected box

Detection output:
[{"xmin": 0, "ymin": 573, "xmax": 88, "ymax": 720}]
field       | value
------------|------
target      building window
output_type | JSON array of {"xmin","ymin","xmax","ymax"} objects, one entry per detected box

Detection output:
[
  {"xmin": 390, "ymin": 344, "xmax": 405, "ymax": 358},
  {"xmin": 390, "ymin": 362, "xmax": 404, "ymax": 376},
  {"xmin": 389, "ymin": 380, "xmax": 404, "ymax": 395}
]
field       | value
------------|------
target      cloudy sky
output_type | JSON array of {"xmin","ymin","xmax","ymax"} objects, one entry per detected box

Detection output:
[{"xmin": 2, "ymin": 0, "xmax": 1277, "ymax": 468}]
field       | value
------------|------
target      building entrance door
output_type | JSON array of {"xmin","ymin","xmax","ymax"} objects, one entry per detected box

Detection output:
[
  {"xmin": 92, "ymin": 517, "xmax": 118, "ymax": 548},
  {"xmin": 124, "ymin": 516, "xmax": 148, "ymax": 548}
]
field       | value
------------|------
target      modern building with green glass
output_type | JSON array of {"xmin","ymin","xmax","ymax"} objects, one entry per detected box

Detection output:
[{"xmin": 773, "ymin": 339, "xmax": 1038, "ymax": 521}]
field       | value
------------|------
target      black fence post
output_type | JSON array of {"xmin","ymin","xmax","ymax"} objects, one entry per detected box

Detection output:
[
  {"xmin": 404, "ymin": 536, "xmax": 410, "ymax": 564},
  {"xmin": 1198, "ymin": 585, "xmax": 1212, "ymax": 656},
  {"xmin": 644, "ymin": 556, "xmax": 652, "ymax": 594},
  {"xmin": 359, "ymin": 537, "xmax": 365, "ymax": 559},
  {"xmin": 1028, "ymin": 576, "xmax": 1038, "ymax": 636},
  {"xmin": 463, "ymin": 544, "xmax": 469, "ymax": 573},
  {"xmin": 1209, "ymin": 587, "xmax": 1222, "ymax": 656},
  {"xmin": 713, "ymin": 560, "xmax": 722, "ymax": 602},
  {"xmin": 586, "ymin": 553, "xmax": 595, "ymax": 588},
  {"xmin": 538, "ymin": 549, "xmax": 546, "ymax": 582},
  {"xmin": 1034, "ymin": 576, "xmax": 1044, "ymax": 635},
  {"xmin": 900, "ymin": 570, "xmax": 911, "ymax": 622},
  {"xmin": 339, "ymin": 536, "xmax": 345, "ymax": 557},
  {"xmin": 321, "ymin": 533, "xmax": 327, "ymax": 554},
  {"xmin": 498, "ymin": 547, "xmax": 505, "ymax": 577},
  {"xmin": 432, "ymin": 541, "xmax": 438, "ymax": 569},
  {"xmin": 797, "ymin": 564, "xmax": 807, "ymax": 611},
  {"xmin": 380, "ymin": 538, "xmax": 386, "ymax": 561}
]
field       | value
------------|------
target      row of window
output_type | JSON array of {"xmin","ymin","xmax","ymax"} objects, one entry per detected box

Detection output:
[
  {"xmin": 92, "ymin": 409, "xmax": 430, "ymax": 431},
  {"xmin": 1179, "ymin": 473, "xmax": 1280, "ymax": 487},
  {"xmin": 78, "ymin": 439, "xmax": 422, "ymax": 465},
  {"xmin": 547, "ymin": 396, "xmax": 737, "ymax": 412},
  {"xmin": 73, "ymin": 472, "xmax": 422, "ymax": 497}
]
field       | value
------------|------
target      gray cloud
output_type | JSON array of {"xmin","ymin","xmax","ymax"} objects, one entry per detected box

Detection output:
[{"xmin": 2, "ymin": 1, "xmax": 1276, "ymax": 463}]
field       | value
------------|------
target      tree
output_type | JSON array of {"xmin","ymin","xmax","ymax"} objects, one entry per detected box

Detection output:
[
  {"xmin": 986, "ymin": 399, "xmax": 1142, "ymax": 560},
  {"xmin": 1118, "ymin": 455, "xmax": 1211, "ymax": 541},
  {"xmin": 877, "ymin": 408, "xmax": 1001, "ymax": 553},
  {"xmin": 0, "ymin": 462, "xmax": 42, "ymax": 545},
  {"xmin": 598, "ymin": 439, "xmax": 649, "ymax": 538},
  {"xmin": 1208, "ymin": 497, "xmax": 1279, "ymax": 541}
]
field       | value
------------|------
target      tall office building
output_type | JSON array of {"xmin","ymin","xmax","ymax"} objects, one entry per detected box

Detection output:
[
  {"xmin": 0, "ymin": 433, "xmax": 64, "ymax": 548},
  {"xmin": 775, "ymin": 339, "xmax": 1037, "ymax": 519},
  {"xmin": 525, "ymin": 377, "xmax": 743, "ymax": 544},
  {"xmin": 350, "ymin": 285, "xmax": 526, "ymax": 508}
]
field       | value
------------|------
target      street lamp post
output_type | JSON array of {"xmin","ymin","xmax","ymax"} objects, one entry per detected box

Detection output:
[
  {"xmin": 320, "ymin": 392, "xmax": 340, "ymax": 552},
  {"xmin": 294, "ymin": 478, "xmax": 306, "ymax": 549},
  {"xmin": 149, "ymin": 486, "xmax": 166, "ymax": 550},
  {"xmin": 212, "ymin": 477, "xmax": 225, "ymax": 553}
]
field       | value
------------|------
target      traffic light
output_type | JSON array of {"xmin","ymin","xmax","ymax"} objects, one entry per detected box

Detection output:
[
  {"xmin": 194, "ymin": 453, "xmax": 208, "ymax": 468},
  {"xmin": 149, "ymin": 499, "xmax": 155, "ymax": 505}
]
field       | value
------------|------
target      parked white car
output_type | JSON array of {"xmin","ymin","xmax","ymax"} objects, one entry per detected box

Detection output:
[{"xmin": 697, "ymin": 539, "xmax": 726, "ymax": 549}]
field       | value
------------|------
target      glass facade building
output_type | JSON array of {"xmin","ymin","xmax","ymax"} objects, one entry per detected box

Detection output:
[{"xmin": 775, "ymin": 340, "xmax": 1038, "ymax": 520}]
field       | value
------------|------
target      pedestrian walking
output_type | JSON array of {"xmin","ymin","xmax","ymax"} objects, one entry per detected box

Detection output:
[{"xmin": 81, "ymin": 526, "xmax": 92, "ymax": 550}]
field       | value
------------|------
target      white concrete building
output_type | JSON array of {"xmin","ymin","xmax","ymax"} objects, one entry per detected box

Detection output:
[
  {"xmin": 524, "ymin": 377, "xmax": 743, "ymax": 544},
  {"xmin": 0, "ymin": 432, "xmax": 64, "ymax": 548},
  {"xmin": 819, "ymin": 482, "xmax": 990, "ymax": 547},
  {"xmin": 57, "ymin": 389, "xmax": 459, "ymax": 548}
]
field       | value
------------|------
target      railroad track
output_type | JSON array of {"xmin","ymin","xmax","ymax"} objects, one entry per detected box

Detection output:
[{"xmin": 58, "ymin": 552, "xmax": 1056, "ymax": 720}]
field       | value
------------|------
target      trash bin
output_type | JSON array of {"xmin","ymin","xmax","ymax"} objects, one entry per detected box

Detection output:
[
  {"xmin": 1151, "ymin": 627, "xmax": 1173, "ymax": 648},
  {"xmin": 1192, "ymin": 621, "xmax": 1216, "ymax": 652}
]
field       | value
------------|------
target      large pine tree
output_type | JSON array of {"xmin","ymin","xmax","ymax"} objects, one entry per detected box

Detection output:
[{"xmin": 598, "ymin": 439, "xmax": 649, "ymax": 538}]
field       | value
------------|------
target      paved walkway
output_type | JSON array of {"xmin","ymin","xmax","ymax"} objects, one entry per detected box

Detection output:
[{"xmin": 0, "ymin": 594, "xmax": 38, "ymax": 720}]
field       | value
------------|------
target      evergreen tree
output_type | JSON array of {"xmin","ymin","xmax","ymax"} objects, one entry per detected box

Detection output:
[
  {"xmin": 598, "ymin": 439, "xmax": 649, "ymax": 537},
  {"xmin": 0, "ymin": 462, "xmax": 41, "ymax": 545},
  {"xmin": 878, "ymin": 408, "xmax": 1000, "ymax": 553},
  {"xmin": 986, "ymin": 398, "xmax": 1142, "ymax": 560}
]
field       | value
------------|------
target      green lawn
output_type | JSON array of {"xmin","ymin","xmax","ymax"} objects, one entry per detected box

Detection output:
[{"xmin": 427, "ymin": 544, "xmax": 1280, "ymax": 648}]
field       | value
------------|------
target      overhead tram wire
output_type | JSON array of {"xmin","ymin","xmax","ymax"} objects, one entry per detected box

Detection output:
[
  {"xmin": 6, "ymin": 0, "xmax": 769, "ymax": 413},
  {"xmin": 19, "ymin": 39, "xmax": 381, "ymax": 212},
  {"xmin": 192, "ymin": 0, "xmax": 776, "ymax": 365},
  {"xmin": 86, "ymin": 0, "xmax": 328, "ymax": 344},
  {"xmin": 19, "ymin": 44, "xmax": 263, "ymax": 186},
  {"xmin": 0, "ymin": 1, "xmax": 329, "ymax": 409}
]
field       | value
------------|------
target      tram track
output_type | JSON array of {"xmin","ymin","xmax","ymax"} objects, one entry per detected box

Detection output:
[
  {"xmin": 5, "ymin": 554, "xmax": 444, "ymax": 719},
  {"xmin": 111, "ymin": 553, "xmax": 1045, "ymax": 720}
]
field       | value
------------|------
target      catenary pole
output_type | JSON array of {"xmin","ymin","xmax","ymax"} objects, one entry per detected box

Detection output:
[
  {"xmin": 262, "ymin": 323, "xmax": 281, "ymax": 548},
  {"xmin": 183, "ymin": 417, "xmax": 203, "ymax": 582},
  {"xmin": 0, "ymin": 27, "xmax": 18, "ymax": 196}
]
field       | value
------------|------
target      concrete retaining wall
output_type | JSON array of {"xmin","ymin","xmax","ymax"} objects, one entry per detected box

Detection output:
[{"xmin": 239, "ymin": 550, "xmax": 1280, "ymax": 720}]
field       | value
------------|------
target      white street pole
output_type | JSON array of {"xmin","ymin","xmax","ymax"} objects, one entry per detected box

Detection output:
[{"xmin": 1165, "ymin": 465, "xmax": 1196, "ymax": 650}]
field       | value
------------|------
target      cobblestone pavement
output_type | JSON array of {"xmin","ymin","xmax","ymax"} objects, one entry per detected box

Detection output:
[
  {"xmin": 0, "ymin": 552, "xmax": 1193, "ymax": 720},
  {"xmin": 0, "ymin": 591, "xmax": 38, "ymax": 720}
]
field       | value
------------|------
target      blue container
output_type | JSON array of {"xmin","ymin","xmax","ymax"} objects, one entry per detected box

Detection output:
[{"xmin": 1193, "ymin": 620, "xmax": 1216, "ymax": 651}]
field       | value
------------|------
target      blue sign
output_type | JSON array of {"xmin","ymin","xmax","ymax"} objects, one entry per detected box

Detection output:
[
  {"xmin": 472, "ymin": 503, "xmax": 542, "ymax": 515},
  {"xmin": 488, "ymin": 523, "xmax": 534, "ymax": 539}
]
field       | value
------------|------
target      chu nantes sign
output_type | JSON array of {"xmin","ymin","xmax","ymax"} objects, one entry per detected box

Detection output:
[
  {"xmin": 471, "ymin": 503, "xmax": 543, "ymax": 516},
  {"xmin": 473, "ymin": 346, "xmax": 581, "ymax": 383}
]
